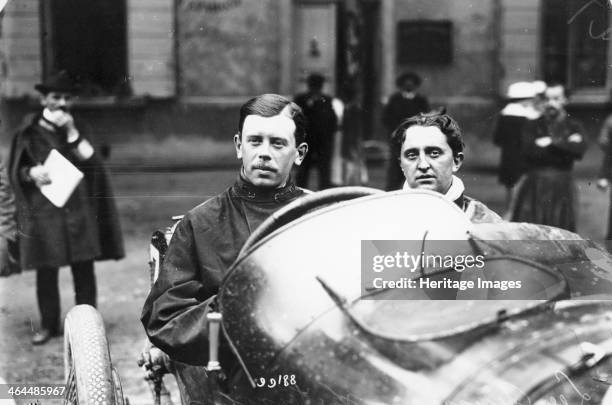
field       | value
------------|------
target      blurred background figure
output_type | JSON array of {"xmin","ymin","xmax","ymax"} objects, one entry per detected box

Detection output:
[
  {"xmin": 330, "ymin": 86, "xmax": 368, "ymax": 187},
  {"xmin": 596, "ymin": 105, "xmax": 612, "ymax": 240},
  {"xmin": 493, "ymin": 81, "xmax": 543, "ymax": 215},
  {"xmin": 8, "ymin": 71, "xmax": 125, "ymax": 345},
  {"xmin": 294, "ymin": 73, "xmax": 338, "ymax": 190},
  {"xmin": 510, "ymin": 83, "xmax": 587, "ymax": 231},
  {"xmin": 383, "ymin": 72, "xmax": 430, "ymax": 191}
]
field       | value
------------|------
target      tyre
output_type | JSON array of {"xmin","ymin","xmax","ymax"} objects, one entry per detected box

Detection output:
[{"xmin": 64, "ymin": 304, "xmax": 124, "ymax": 405}]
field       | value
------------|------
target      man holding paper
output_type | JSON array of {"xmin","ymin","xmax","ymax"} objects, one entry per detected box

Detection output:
[{"xmin": 8, "ymin": 71, "xmax": 124, "ymax": 345}]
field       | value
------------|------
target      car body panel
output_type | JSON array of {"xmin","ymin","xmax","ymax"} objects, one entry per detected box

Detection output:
[{"xmin": 216, "ymin": 191, "xmax": 612, "ymax": 404}]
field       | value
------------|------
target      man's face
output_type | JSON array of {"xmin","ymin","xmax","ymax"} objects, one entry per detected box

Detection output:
[
  {"xmin": 543, "ymin": 85, "xmax": 567, "ymax": 117},
  {"xmin": 400, "ymin": 79, "xmax": 417, "ymax": 93},
  {"xmin": 235, "ymin": 110, "xmax": 307, "ymax": 188},
  {"xmin": 399, "ymin": 125, "xmax": 463, "ymax": 194},
  {"xmin": 40, "ymin": 91, "xmax": 73, "ymax": 111}
]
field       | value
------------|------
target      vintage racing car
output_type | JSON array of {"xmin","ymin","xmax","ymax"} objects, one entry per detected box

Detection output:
[{"xmin": 62, "ymin": 188, "xmax": 612, "ymax": 404}]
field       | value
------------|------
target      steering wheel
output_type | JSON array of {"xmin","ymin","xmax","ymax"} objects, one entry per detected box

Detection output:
[{"xmin": 237, "ymin": 186, "xmax": 382, "ymax": 259}]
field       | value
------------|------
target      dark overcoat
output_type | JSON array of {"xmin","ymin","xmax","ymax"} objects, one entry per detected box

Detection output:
[
  {"xmin": 8, "ymin": 114, "xmax": 124, "ymax": 270},
  {"xmin": 493, "ymin": 114, "xmax": 529, "ymax": 187}
]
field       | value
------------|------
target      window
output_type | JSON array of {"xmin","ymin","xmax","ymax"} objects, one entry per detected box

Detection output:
[
  {"xmin": 542, "ymin": 0, "xmax": 610, "ymax": 90},
  {"xmin": 396, "ymin": 20, "xmax": 453, "ymax": 65},
  {"xmin": 42, "ymin": 0, "xmax": 129, "ymax": 96}
]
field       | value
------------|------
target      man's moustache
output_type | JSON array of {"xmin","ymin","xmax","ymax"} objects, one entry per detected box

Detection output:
[{"xmin": 253, "ymin": 165, "xmax": 276, "ymax": 172}]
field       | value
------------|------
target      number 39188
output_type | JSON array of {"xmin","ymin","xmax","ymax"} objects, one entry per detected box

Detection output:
[{"xmin": 255, "ymin": 374, "xmax": 296, "ymax": 388}]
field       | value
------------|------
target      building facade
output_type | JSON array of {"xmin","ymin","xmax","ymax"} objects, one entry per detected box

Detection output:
[{"xmin": 0, "ymin": 0, "xmax": 610, "ymax": 142}]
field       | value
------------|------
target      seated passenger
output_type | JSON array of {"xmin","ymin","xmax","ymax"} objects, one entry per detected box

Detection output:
[
  {"xmin": 141, "ymin": 94, "xmax": 309, "ymax": 403},
  {"xmin": 391, "ymin": 112, "xmax": 502, "ymax": 223}
]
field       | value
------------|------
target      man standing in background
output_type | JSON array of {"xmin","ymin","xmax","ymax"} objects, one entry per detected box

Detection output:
[
  {"xmin": 510, "ymin": 84, "xmax": 586, "ymax": 231},
  {"xmin": 383, "ymin": 72, "xmax": 430, "ymax": 191},
  {"xmin": 294, "ymin": 73, "xmax": 338, "ymax": 190},
  {"xmin": 8, "ymin": 71, "xmax": 124, "ymax": 344}
]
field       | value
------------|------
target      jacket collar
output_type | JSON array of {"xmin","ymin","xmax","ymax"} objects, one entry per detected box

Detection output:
[{"xmin": 231, "ymin": 174, "xmax": 302, "ymax": 203}]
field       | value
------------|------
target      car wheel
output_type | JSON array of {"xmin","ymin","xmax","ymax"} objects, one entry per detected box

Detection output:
[{"xmin": 64, "ymin": 304, "xmax": 123, "ymax": 405}]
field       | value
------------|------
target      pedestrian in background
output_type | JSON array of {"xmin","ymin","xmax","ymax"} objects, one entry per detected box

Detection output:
[
  {"xmin": 383, "ymin": 72, "xmax": 430, "ymax": 191},
  {"xmin": 493, "ymin": 81, "xmax": 543, "ymax": 215},
  {"xmin": 510, "ymin": 84, "xmax": 586, "ymax": 231},
  {"xmin": 294, "ymin": 73, "xmax": 338, "ymax": 190},
  {"xmin": 330, "ymin": 86, "xmax": 368, "ymax": 186},
  {"xmin": 8, "ymin": 71, "xmax": 124, "ymax": 345}
]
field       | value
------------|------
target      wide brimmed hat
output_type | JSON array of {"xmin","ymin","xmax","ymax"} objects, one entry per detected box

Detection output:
[
  {"xmin": 34, "ymin": 71, "xmax": 79, "ymax": 94},
  {"xmin": 506, "ymin": 81, "xmax": 537, "ymax": 100}
]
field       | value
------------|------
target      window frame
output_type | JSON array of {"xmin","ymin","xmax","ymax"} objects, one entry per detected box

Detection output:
[{"xmin": 541, "ymin": 0, "xmax": 612, "ymax": 104}]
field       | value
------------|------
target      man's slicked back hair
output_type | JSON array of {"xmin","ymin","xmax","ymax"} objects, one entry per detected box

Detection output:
[
  {"xmin": 391, "ymin": 112, "xmax": 465, "ymax": 158},
  {"xmin": 238, "ymin": 93, "xmax": 307, "ymax": 145}
]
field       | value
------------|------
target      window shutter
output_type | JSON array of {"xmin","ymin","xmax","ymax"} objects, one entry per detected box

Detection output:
[
  {"xmin": 1, "ymin": 0, "xmax": 41, "ymax": 98},
  {"xmin": 127, "ymin": 0, "xmax": 175, "ymax": 97},
  {"xmin": 499, "ymin": 0, "xmax": 541, "ymax": 93}
]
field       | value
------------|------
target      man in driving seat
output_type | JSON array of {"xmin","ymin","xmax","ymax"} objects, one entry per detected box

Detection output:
[
  {"xmin": 392, "ymin": 112, "xmax": 502, "ymax": 223},
  {"xmin": 141, "ymin": 94, "xmax": 308, "ymax": 404}
]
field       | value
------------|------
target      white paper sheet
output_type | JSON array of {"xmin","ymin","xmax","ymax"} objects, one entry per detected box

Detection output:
[{"xmin": 39, "ymin": 149, "xmax": 84, "ymax": 208}]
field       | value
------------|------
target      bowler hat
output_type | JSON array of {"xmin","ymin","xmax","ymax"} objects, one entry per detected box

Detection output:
[
  {"xmin": 34, "ymin": 71, "xmax": 79, "ymax": 94},
  {"xmin": 306, "ymin": 73, "xmax": 326, "ymax": 89},
  {"xmin": 396, "ymin": 72, "xmax": 422, "ymax": 88}
]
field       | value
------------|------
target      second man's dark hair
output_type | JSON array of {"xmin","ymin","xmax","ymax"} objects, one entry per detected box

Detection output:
[{"xmin": 238, "ymin": 93, "xmax": 307, "ymax": 145}]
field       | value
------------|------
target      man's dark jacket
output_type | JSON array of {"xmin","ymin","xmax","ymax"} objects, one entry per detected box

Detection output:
[
  {"xmin": 522, "ymin": 115, "xmax": 586, "ymax": 170},
  {"xmin": 141, "ymin": 176, "xmax": 304, "ymax": 366},
  {"xmin": 294, "ymin": 92, "xmax": 337, "ymax": 159},
  {"xmin": 8, "ymin": 113, "xmax": 124, "ymax": 269}
]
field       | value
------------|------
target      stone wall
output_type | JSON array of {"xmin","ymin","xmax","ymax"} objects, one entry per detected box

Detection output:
[
  {"xmin": 392, "ymin": 0, "xmax": 499, "ymax": 98},
  {"xmin": 177, "ymin": 0, "xmax": 283, "ymax": 97}
]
